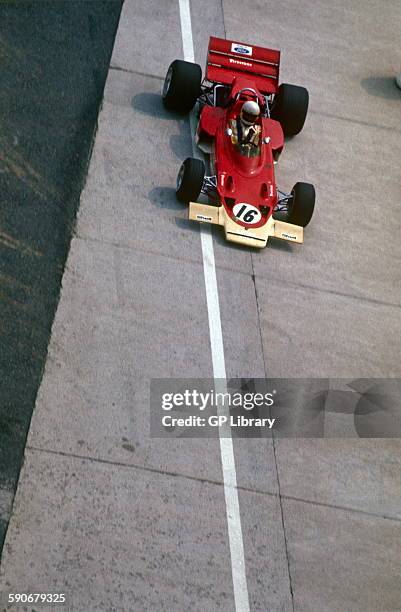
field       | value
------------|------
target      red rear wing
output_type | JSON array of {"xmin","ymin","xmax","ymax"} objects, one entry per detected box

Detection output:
[{"xmin": 206, "ymin": 37, "xmax": 280, "ymax": 95}]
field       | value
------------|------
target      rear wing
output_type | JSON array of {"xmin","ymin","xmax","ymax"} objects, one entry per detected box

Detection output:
[{"xmin": 206, "ymin": 37, "xmax": 280, "ymax": 95}]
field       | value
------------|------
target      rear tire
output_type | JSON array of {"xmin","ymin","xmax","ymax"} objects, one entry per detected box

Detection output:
[
  {"xmin": 162, "ymin": 60, "xmax": 202, "ymax": 113},
  {"xmin": 287, "ymin": 182, "xmax": 315, "ymax": 227},
  {"xmin": 176, "ymin": 157, "xmax": 205, "ymax": 203},
  {"xmin": 271, "ymin": 83, "xmax": 309, "ymax": 136}
]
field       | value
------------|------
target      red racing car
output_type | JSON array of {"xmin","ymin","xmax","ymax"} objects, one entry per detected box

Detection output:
[{"xmin": 162, "ymin": 36, "xmax": 315, "ymax": 248}]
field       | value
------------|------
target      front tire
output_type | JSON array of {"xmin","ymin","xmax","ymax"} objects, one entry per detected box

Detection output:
[
  {"xmin": 176, "ymin": 158, "xmax": 205, "ymax": 203},
  {"xmin": 287, "ymin": 182, "xmax": 315, "ymax": 227},
  {"xmin": 271, "ymin": 83, "xmax": 309, "ymax": 136},
  {"xmin": 162, "ymin": 60, "xmax": 202, "ymax": 114}
]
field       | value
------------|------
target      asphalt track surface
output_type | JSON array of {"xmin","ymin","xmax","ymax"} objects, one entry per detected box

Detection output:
[
  {"xmin": 1, "ymin": 1, "xmax": 401, "ymax": 611},
  {"xmin": 0, "ymin": 1, "xmax": 123, "ymax": 550}
]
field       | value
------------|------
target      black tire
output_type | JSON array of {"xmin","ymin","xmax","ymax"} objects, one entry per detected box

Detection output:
[
  {"xmin": 287, "ymin": 182, "xmax": 315, "ymax": 227},
  {"xmin": 271, "ymin": 83, "xmax": 309, "ymax": 136},
  {"xmin": 176, "ymin": 157, "xmax": 205, "ymax": 203},
  {"xmin": 162, "ymin": 60, "xmax": 202, "ymax": 113}
]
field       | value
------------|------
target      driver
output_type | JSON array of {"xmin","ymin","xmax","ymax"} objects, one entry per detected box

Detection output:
[{"xmin": 230, "ymin": 100, "xmax": 261, "ymax": 147}]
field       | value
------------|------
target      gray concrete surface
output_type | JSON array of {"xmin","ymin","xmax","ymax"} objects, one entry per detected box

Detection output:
[
  {"xmin": 276, "ymin": 439, "xmax": 401, "ymax": 518},
  {"xmin": 283, "ymin": 498, "xmax": 401, "ymax": 612},
  {"xmin": 1, "ymin": 0, "xmax": 401, "ymax": 611}
]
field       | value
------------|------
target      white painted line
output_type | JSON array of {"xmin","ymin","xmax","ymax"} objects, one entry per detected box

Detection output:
[
  {"xmin": 178, "ymin": 2, "xmax": 250, "ymax": 611},
  {"xmin": 178, "ymin": 0, "xmax": 195, "ymax": 63}
]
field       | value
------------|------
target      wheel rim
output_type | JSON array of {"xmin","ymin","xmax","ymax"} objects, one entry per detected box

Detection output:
[
  {"xmin": 176, "ymin": 164, "xmax": 185, "ymax": 191},
  {"xmin": 162, "ymin": 66, "xmax": 172, "ymax": 98}
]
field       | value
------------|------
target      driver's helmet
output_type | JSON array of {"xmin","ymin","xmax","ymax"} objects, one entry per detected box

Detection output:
[{"xmin": 240, "ymin": 100, "xmax": 260, "ymax": 126}]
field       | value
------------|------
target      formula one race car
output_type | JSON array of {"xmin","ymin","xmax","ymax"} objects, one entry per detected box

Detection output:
[{"xmin": 162, "ymin": 37, "xmax": 315, "ymax": 248}]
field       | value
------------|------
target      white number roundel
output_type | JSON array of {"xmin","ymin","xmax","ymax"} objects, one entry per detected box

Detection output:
[{"xmin": 233, "ymin": 203, "xmax": 261, "ymax": 225}]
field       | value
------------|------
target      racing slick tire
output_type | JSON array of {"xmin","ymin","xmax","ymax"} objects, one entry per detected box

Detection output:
[
  {"xmin": 176, "ymin": 157, "xmax": 205, "ymax": 203},
  {"xmin": 287, "ymin": 182, "xmax": 315, "ymax": 227},
  {"xmin": 162, "ymin": 60, "xmax": 202, "ymax": 113},
  {"xmin": 271, "ymin": 84, "xmax": 309, "ymax": 137}
]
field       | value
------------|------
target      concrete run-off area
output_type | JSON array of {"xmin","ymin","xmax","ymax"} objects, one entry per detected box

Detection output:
[{"xmin": 1, "ymin": 1, "xmax": 401, "ymax": 611}]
